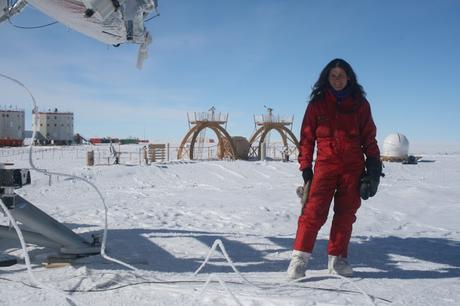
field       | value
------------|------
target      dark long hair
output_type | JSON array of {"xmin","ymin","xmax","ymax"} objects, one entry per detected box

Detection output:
[{"xmin": 309, "ymin": 58, "xmax": 366, "ymax": 103}]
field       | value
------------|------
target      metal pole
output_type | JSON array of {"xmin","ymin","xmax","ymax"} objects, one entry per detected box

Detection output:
[
  {"xmin": 167, "ymin": 143, "xmax": 170, "ymax": 162},
  {"xmin": 260, "ymin": 142, "xmax": 266, "ymax": 161}
]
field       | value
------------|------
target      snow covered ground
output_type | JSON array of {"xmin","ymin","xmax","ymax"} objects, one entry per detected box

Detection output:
[{"xmin": 1, "ymin": 144, "xmax": 459, "ymax": 306}]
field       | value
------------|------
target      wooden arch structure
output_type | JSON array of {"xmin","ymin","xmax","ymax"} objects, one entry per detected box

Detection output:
[
  {"xmin": 248, "ymin": 108, "xmax": 299, "ymax": 160},
  {"xmin": 177, "ymin": 111, "xmax": 237, "ymax": 160},
  {"xmin": 248, "ymin": 123, "xmax": 299, "ymax": 160}
]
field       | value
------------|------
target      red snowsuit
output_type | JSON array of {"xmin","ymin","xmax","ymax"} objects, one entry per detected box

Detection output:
[{"xmin": 293, "ymin": 89, "xmax": 380, "ymax": 257}]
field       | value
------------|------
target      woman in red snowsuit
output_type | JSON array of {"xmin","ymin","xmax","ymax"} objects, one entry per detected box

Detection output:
[{"xmin": 287, "ymin": 58, "xmax": 382, "ymax": 279}]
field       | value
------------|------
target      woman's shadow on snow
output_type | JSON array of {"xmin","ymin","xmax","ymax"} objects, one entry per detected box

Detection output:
[
  {"xmin": 74, "ymin": 227, "xmax": 291, "ymax": 274},
  {"xmin": 2, "ymin": 224, "xmax": 460, "ymax": 280},
  {"xmin": 59, "ymin": 226, "xmax": 460, "ymax": 280},
  {"xmin": 270, "ymin": 235, "xmax": 460, "ymax": 279},
  {"xmin": 348, "ymin": 235, "xmax": 460, "ymax": 279}
]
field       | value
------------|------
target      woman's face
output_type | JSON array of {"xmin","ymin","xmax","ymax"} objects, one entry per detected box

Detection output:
[{"xmin": 328, "ymin": 67, "xmax": 349, "ymax": 91}]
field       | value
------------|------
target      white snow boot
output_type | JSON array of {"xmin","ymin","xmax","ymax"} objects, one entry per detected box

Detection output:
[
  {"xmin": 328, "ymin": 255, "xmax": 353, "ymax": 277},
  {"xmin": 287, "ymin": 250, "xmax": 310, "ymax": 280}
]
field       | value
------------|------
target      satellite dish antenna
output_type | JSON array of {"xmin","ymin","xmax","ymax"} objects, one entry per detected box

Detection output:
[{"xmin": 1, "ymin": 0, "xmax": 160, "ymax": 68}]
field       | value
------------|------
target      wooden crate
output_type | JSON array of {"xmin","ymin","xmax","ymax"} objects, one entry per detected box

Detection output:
[{"xmin": 148, "ymin": 144, "xmax": 166, "ymax": 162}]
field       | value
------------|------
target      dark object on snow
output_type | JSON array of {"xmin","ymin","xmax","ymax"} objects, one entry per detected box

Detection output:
[
  {"xmin": 0, "ymin": 168, "xmax": 31, "ymax": 189},
  {"xmin": 402, "ymin": 155, "xmax": 418, "ymax": 165}
]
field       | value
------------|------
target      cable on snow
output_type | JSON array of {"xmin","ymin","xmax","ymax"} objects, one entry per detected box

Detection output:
[{"xmin": 192, "ymin": 239, "xmax": 377, "ymax": 306}]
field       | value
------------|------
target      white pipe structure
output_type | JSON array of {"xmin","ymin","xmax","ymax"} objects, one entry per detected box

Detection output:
[
  {"xmin": 0, "ymin": 72, "xmax": 136, "ymax": 269},
  {"xmin": 0, "ymin": 72, "xmax": 137, "ymax": 305}
]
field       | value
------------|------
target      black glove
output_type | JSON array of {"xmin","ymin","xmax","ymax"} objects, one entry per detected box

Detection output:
[
  {"xmin": 302, "ymin": 168, "xmax": 313, "ymax": 184},
  {"xmin": 360, "ymin": 157, "xmax": 383, "ymax": 200},
  {"xmin": 360, "ymin": 175, "xmax": 377, "ymax": 200}
]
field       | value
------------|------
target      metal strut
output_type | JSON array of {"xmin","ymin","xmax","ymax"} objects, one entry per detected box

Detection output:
[{"xmin": 0, "ymin": 168, "xmax": 100, "ymax": 257}]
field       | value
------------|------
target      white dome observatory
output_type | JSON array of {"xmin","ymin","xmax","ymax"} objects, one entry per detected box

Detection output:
[{"xmin": 382, "ymin": 133, "xmax": 409, "ymax": 159}]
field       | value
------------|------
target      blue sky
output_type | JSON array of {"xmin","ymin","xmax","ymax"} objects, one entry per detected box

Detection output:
[{"xmin": 1, "ymin": 0, "xmax": 459, "ymax": 145}]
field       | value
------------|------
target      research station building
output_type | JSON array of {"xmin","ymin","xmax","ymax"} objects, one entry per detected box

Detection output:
[
  {"xmin": 0, "ymin": 108, "xmax": 25, "ymax": 147},
  {"xmin": 32, "ymin": 109, "xmax": 74, "ymax": 145}
]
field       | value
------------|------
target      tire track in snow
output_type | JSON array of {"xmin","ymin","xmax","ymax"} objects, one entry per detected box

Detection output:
[{"xmin": 207, "ymin": 164, "xmax": 247, "ymax": 179}]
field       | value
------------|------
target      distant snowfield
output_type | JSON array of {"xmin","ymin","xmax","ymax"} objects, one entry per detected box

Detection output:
[{"xmin": 1, "ymin": 144, "xmax": 459, "ymax": 306}]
